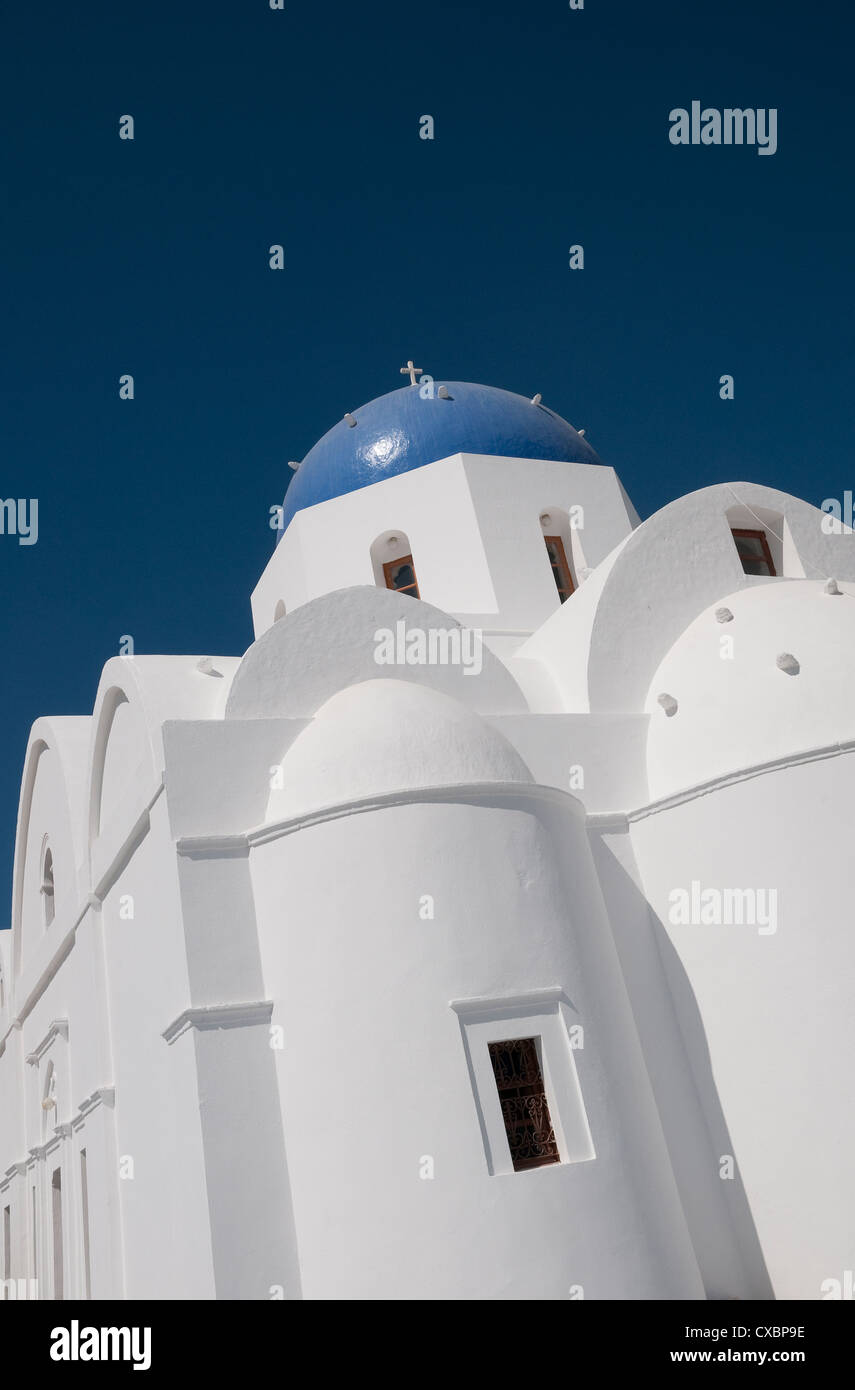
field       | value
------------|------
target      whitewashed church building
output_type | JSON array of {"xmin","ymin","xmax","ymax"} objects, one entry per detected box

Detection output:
[{"xmin": 1, "ymin": 370, "xmax": 853, "ymax": 1301}]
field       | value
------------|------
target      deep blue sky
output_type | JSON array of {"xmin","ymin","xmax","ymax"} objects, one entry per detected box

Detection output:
[{"xmin": 1, "ymin": 0, "xmax": 853, "ymax": 916}]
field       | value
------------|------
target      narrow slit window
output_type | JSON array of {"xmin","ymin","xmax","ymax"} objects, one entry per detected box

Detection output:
[
  {"xmin": 41, "ymin": 847, "xmax": 55, "ymax": 928},
  {"xmin": 51, "ymin": 1169, "xmax": 63, "ymax": 1301},
  {"xmin": 383, "ymin": 554, "xmax": 420, "ymax": 598},
  {"xmin": 3, "ymin": 1206, "xmax": 10, "ymax": 1294},
  {"xmin": 80, "ymin": 1150, "xmax": 92, "ymax": 1299},
  {"xmin": 731, "ymin": 528, "xmax": 776, "ymax": 577},
  {"xmin": 488, "ymin": 1037, "xmax": 560, "ymax": 1172},
  {"xmin": 544, "ymin": 536, "xmax": 574, "ymax": 602}
]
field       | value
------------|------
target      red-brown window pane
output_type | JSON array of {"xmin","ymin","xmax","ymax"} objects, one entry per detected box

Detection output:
[
  {"xmin": 488, "ymin": 1037, "xmax": 560, "ymax": 1172},
  {"xmin": 383, "ymin": 554, "xmax": 420, "ymax": 598},
  {"xmin": 731, "ymin": 528, "xmax": 776, "ymax": 577},
  {"xmin": 544, "ymin": 536, "xmax": 574, "ymax": 602}
]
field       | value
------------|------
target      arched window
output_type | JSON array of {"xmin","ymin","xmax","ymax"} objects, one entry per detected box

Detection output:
[
  {"xmin": 539, "ymin": 510, "xmax": 577, "ymax": 603},
  {"xmin": 41, "ymin": 844, "xmax": 55, "ymax": 928},
  {"xmin": 543, "ymin": 535, "xmax": 574, "ymax": 602},
  {"xmin": 41, "ymin": 1061, "xmax": 57, "ymax": 1140},
  {"xmin": 273, "ymin": 600, "xmax": 287, "ymax": 622},
  {"xmin": 371, "ymin": 531, "xmax": 420, "ymax": 598}
]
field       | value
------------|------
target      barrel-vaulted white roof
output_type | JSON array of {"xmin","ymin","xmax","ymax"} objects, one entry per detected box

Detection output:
[
  {"xmin": 645, "ymin": 578, "xmax": 855, "ymax": 800},
  {"xmin": 227, "ymin": 586, "xmax": 528, "ymax": 720},
  {"xmin": 266, "ymin": 678, "xmax": 534, "ymax": 823}
]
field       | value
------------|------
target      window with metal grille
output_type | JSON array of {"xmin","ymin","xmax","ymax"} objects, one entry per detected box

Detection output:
[
  {"xmin": 731, "ymin": 528, "xmax": 776, "ymax": 577},
  {"xmin": 488, "ymin": 1037, "xmax": 560, "ymax": 1171},
  {"xmin": 544, "ymin": 536, "xmax": 574, "ymax": 602},
  {"xmin": 383, "ymin": 554, "xmax": 420, "ymax": 598}
]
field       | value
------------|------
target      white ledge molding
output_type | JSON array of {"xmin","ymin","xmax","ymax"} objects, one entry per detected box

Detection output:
[
  {"xmin": 25, "ymin": 1017, "xmax": 69, "ymax": 1065},
  {"xmin": 450, "ymin": 987, "xmax": 570, "ymax": 1021},
  {"xmin": 173, "ymin": 739, "xmax": 855, "ymax": 858},
  {"xmin": 77, "ymin": 1086, "xmax": 116, "ymax": 1117},
  {"xmin": 176, "ymin": 781, "xmax": 584, "ymax": 858},
  {"xmin": 592, "ymin": 734, "xmax": 855, "ymax": 828},
  {"xmin": 162, "ymin": 1000, "xmax": 274, "ymax": 1046}
]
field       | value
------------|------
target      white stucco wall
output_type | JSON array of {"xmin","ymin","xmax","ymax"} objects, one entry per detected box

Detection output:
[
  {"xmin": 250, "ymin": 794, "xmax": 703, "ymax": 1299},
  {"xmin": 629, "ymin": 754, "xmax": 855, "ymax": 1300}
]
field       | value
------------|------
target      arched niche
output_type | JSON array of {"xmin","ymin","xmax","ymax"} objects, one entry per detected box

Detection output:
[
  {"xmin": 13, "ymin": 742, "xmax": 70, "ymax": 977},
  {"xmin": 88, "ymin": 687, "xmax": 152, "ymax": 844},
  {"xmin": 370, "ymin": 530, "xmax": 420, "ymax": 597},
  {"xmin": 40, "ymin": 837, "xmax": 55, "ymax": 929}
]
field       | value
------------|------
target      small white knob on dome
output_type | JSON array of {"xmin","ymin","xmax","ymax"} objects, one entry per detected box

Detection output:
[
  {"xmin": 657, "ymin": 692, "xmax": 678, "ymax": 717},
  {"xmin": 825, "ymin": 578, "xmax": 842, "ymax": 595},
  {"xmin": 344, "ymin": 413, "xmax": 357, "ymax": 427},
  {"xmin": 437, "ymin": 385, "xmax": 450, "ymax": 399},
  {"xmin": 287, "ymin": 459, "xmax": 300, "ymax": 471},
  {"xmin": 715, "ymin": 607, "xmax": 734, "ymax": 623},
  {"xmin": 531, "ymin": 393, "xmax": 542, "ymax": 405},
  {"xmin": 196, "ymin": 657, "xmax": 222, "ymax": 677},
  {"xmin": 577, "ymin": 428, "xmax": 586, "ymax": 437},
  {"xmin": 776, "ymin": 652, "xmax": 800, "ymax": 675}
]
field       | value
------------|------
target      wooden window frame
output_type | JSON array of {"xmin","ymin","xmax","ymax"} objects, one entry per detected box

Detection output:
[
  {"xmin": 544, "ymin": 535, "xmax": 575, "ymax": 602},
  {"xmin": 731, "ymin": 527, "xmax": 776, "ymax": 577},
  {"xmin": 382, "ymin": 553, "xmax": 420, "ymax": 598}
]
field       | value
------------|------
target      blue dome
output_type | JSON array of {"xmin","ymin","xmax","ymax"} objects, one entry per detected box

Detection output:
[{"xmin": 280, "ymin": 381, "xmax": 601, "ymax": 532}]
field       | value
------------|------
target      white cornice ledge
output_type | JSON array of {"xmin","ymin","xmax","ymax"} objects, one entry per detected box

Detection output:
[
  {"xmin": 590, "ymin": 736, "xmax": 855, "ymax": 829},
  {"xmin": 176, "ymin": 781, "xmax": 583, "ymax": 857},
  {"xmin": 25, "ymin": 1017, "xmax": 69, "ymax": 1065},
  {"xmin": 450, "ymin": 986, "xmax": 569, "ymax": 1020},
  {"xmin": 162, "ymin": 1000, "xmax": 274, "ymax": 1045},
  {"xmin": 77, "ymin": 1086, "xmax": 116, "ymax": 1116}
]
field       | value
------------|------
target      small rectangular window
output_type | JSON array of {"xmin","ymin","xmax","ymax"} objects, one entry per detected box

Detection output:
[
  {"xmin": 383, "ymin": 554, "xmax": 420, "ymax": 598},
  {"xmin": 80, "ymin": 1150, "xmax": 92, "ymax": 1299},
  {"xmin": 544, "ymin": 536, "xmax": 574, "ymax": 602},
  {"xmin": 52, "ymin": 1169, "xmax": 63, "ymax": 1301},
  {"xmin": 488, "ymin": 1037, "xmax": 560, "ymax": 1172},
  {"xmin": 732, "ymin": 528, "xmax": 776, "ymax": 577},
  {"xmin": 453, "ymin": 989, "xmax": 594, "ymax": 1176},
  {"xmin": 3, "ymin": 1205, "xmax": 10, "ymax": 1294}
]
